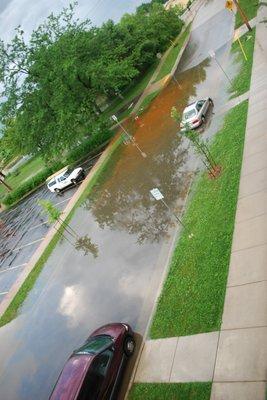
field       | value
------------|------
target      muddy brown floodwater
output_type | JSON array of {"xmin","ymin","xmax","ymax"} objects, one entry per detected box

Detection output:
[{"xmin": 0, "ymin": 2, "xmax": 237, "ymax": 399}]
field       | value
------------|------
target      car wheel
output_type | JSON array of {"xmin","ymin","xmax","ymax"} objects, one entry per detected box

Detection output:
[
  {"xmin": 209, "ymin": 98, "xmax": 214, "ymax": 106},
  {"xmin": 71, "ymin": 178, "xmax": 77, "ymax": 185},
  {"xmin": 201, "ymin": 115, "xmax": 205, "ymax": 123},
  {"xmin": 55, "ymin": 188, "xmax": 61, "ymax": 195},
  {"xmin": 124, "ymin": 336, "xmax": 135, "ymax": 357}
]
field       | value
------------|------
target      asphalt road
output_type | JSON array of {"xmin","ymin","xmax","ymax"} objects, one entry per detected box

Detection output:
[
  {"xmin": 0, "ymin": 2, "xmax": 236, "ymax": 399},
  {"xmin": 0, "ymin": 154, "xmax": 101, "ymax": 301}
]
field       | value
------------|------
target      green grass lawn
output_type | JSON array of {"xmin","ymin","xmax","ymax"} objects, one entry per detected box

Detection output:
[
  {"xmin": 128, "ymin": 383, "xmax": 212, "ymax": 400},
  {"xmin": 137, "ymin": 89, "xmax": 161, "ymax": 115},
  {"xmin": 0, "ymin": 156, "xmax": 45, "ymax": 201},
  {"xmin": 153, "ymin": 25, "xmax": 191, "ymax": 83},
  {"xmin": 235, "ymin": 0, "xmax": 259, "ymax": 28},
  {"xmin": 150, "ymin": 100, "xmax": 248, "ymax": 339},
  {"xmin": 230, "ymin": 28, "xmax": 256, "ymax": 97}
]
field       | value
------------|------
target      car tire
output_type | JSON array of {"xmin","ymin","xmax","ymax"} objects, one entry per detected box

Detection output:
[
  {"xmin": 55, "ymin": 188, "xmax": 61, "ymax": 195},
  {"xmin": 124, "ymin": 336, "xmax": 135, "ymax": 357},
  {"xmin": 201, "ymin": 115, "xmax": 205, "ymax": 123},
  {"xmin": 209, "ymin": 98, "xmax": 214, "ymax": 106},
  {"xmin": 71, "ymin": 178, "xmax": 77, "ymax": 185}
]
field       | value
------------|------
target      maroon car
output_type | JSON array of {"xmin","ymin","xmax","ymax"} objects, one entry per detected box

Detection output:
[{"xmin": 49, "ymin": 323, "xmax": 135, "ymax": 400}]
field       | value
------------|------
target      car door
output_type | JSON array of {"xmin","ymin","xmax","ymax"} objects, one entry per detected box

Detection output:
[{"xmin": 58, "ymin": 175, "xmax": 67, "ymax": 189}]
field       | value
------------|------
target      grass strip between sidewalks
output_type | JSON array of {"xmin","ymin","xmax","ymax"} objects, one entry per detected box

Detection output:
[
  {"xmin": 235, "ymin": 0, "xmax": 259, "ymax": 29},
  {"xmin": 128, "ymin": 382, "xmax": 212, "ymax": 400},
  {"xmin": 230, "ymin": 28, "xmax": 256, "ymax": 98},
  {"xmin": 153, "ymin": 24, "xmax": 191, "ymax": 83},
  {"xmin": 0, "ymin": 137, "xmax": 123, "ymax": 328},
  {"xmin": 137, "ymin": 90, "xmax": 161, "ymax": 114},
  {"xmin": 150, "ymin": 100, "xmax": 248, "ymax": 338}
]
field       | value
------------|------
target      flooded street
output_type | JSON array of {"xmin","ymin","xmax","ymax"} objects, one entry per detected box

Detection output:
[
  {"xmin": 0, "ymin": 155, "xmax": 100, "ymax": 300},
  {"xmin": 0, "ymin": 2, "xmax": 236, "ymax": 399}
]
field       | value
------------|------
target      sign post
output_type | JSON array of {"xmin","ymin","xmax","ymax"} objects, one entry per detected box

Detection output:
[{"xmin": 150, "ymin": 188, "xmax": 186, "ymax": 229}]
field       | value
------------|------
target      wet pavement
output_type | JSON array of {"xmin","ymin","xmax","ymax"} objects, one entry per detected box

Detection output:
[
  {"xmin": 0, "ymin": 1, "xmax": 237, "ymax": 399},
  {"xmin": 0, "ymin": 155, "xmax": 100, "ymax": 300}
]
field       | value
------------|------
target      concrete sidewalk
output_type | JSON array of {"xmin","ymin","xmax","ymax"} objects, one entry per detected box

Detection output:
[
  {"xmin": 211, "ymin": 5, "xmax": 267, "ymax": 399},
  {"xmin": 135, "ymin": 332, "xmax": 219, "ymax": 384},
  {"xmin": 131, "ymin": 8, "xmax": 267, "ymax": 399}
]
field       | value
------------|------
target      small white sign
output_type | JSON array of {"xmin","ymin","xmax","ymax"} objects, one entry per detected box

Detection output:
[
  {"xmin": 150, "ymin": 188, "xmax": 164, "ymax": 201},
  {"xmin": 209, "ymin": 50, "xmax": 215, "ymax": 59}
]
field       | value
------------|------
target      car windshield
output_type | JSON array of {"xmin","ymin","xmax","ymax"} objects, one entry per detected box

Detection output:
[
  {"xmin": 63, "ymin": 169, "xmax": 71, "ymax": 178},
  {"xmin": 75, "ymin": 335, "xmax": 113, "ymax": 355},
  {"xmin": 183, "ymin": 108, "xmax": 196, "ymax": 121}
]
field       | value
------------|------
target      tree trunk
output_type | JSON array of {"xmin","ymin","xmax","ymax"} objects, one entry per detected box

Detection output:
[{"xmin": 0, "ymin": 178, "xmax": 12, "ymax": 192}]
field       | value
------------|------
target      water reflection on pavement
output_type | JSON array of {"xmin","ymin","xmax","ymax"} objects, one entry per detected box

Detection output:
[{"xmin": 0, "ymin": 1, "xmax": 236, "ymax": 399}]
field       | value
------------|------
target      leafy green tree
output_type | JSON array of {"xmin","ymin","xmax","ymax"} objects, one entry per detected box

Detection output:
[{"xmin": 0, "ymin": 2, "xmax": 183, "ymax": 160}]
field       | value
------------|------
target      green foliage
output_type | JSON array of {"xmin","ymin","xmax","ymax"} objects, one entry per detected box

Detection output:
[
  {"xmin": 0, "ymin": 156, "xmax": 45, "ymax": 200},
  {"xmin": 138, "ymin": 89, "xmax": 160, "ymax": 114},
  {"xmin": 171, "ymin": 106, "xmax": 217, "ymax": 171},
  {"xmin": 128, "ymin": 383, "xmax": 212, "ymax": 400},
  {"xmin": 66, "ymin": 121, "xmax": 114, "ymax": 164},
  {"xmin": 2, "ymin": 163, "xmax": 63, "ymax": 206},
  {"xmin": 235, "ymin": 0, "xmax": 259, "ymax": 28},
  {"xmin": 150, "ymin": 101, "xmax": 248, "ymax": 338},
  {"xmin": 153, "ymin": 24, "xmax": 191, "ymax": 83},
  {"xmin": 0, "ymin": 2, "xmax": 183, "ymax": 159},
  {"xmin": 38, "ymin": 199, "xmax": 61, "ymax": 223},
  {"xmin": 230, "ymin": 28, "xmax": 256, "ymax": 97}
]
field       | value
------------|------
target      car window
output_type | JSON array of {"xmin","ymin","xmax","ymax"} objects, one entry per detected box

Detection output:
[
  {"xmin": 75, "ymin": 335, "xmax": 113, "ymax": 355},
  {"xmin": 94, "ymin": 349, "xmax": 113, "ymax": 377},
  {"xmin": 58, "ymin": 175, "xmax": 66, "ymax": 182},
  {"xmin": 48, "ymin": 180, "xmax": 56, "ymax": 187},
  {"xmin": 183, "ymin": 109, "xmax": 196, "ymax": 120},
  {"xmin": 196, "ymin": 100, "xmax": 205, "ymax": 111},
  {"xmin": 63, "ymin": 170, "xmax": 71, "ymax": 178},
  {"xmin": 77, "ymin": 349, "xmax": 113, "ymax": 400}
]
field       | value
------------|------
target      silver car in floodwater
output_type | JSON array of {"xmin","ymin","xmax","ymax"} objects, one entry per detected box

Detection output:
[{"xmin": 180, "ymin": 98, "xmax": 213, "ymax": 131}]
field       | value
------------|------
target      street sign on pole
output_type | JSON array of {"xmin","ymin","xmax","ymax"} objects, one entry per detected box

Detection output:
[
  {"xmin": 150, "ymin": 188, "xmax": 164, "ymax": 201},
  {"xmin": 225, "ymin": 0, "xmax": 234, "ymax": 11}
]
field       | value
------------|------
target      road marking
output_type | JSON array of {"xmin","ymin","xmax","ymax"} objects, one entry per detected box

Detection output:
[
  {"xmin": 0, "ymin": 263, "xmax": 27, "ymax": 275},
  {"xmin": 28, "ymin": 220, "xmax": 49, "ymax": 231},
  {"xmin": 0, "ymin": 291, "xmax": 9, "ymax": 296},
  {"xmin": 54, "ymin": 196, "xmax": 73, "ymax": 206},
  {"xmin": 13, "ymin": 238, "xmax": 45, "ymax": 252}
]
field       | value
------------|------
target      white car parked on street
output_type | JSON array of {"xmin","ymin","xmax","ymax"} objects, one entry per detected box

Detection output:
[
  {"xmin": 46, "ymin": 166, "xmax": 85, "ymax": 194},
  {"xmin": 180, "ymin": 98, "xmax": 213, "ymax": 131}
]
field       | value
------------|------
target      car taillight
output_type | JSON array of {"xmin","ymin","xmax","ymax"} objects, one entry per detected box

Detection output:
[{"xmin": 192, "ymin": 119, "xmax": 199, "ymax": 124}]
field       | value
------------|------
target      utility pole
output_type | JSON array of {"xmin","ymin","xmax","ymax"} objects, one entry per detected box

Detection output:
[{"xmin": 232, "ymin": 0, "xmax": 252, "ymax": 31}]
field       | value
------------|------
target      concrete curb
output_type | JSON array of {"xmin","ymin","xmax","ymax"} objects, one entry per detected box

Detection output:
[
  {"xmin": 125, "ymin": 9, "xmax": 258, "ymax": 398},
  {"xmin": 0, "ymin": 136, "xmax": 121, "ymax": 319}
]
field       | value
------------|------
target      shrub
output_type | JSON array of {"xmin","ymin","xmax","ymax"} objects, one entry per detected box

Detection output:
[{"xmin": 3, "ymin": 162, "xmax": 63, "ymax": 206}]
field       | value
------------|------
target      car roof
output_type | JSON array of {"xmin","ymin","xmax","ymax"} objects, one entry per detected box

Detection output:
[
  {"xmin": 49, "ymin": 354, "xmax": 94, "ymax": 400},
  {"xmin": 183, "ymin": 102, "xmax": 197, "ymax": 113}
]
